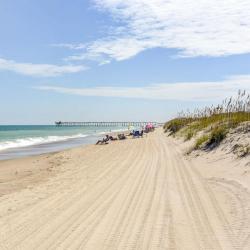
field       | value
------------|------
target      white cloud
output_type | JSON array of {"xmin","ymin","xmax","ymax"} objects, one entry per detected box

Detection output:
[
  {"xmin": 0, "ymin": 58, "xmax": 87, "ymax": 77},
  {"xmin": 36, "ymin": 74, "xmax": 250, "ymax": 101},
  {"xmin": 68, "ymin": 0, "xmax": 250, "ymax": 62},
  {"xmin": 51, "ymin": 43, "xmax": 86, "ymax": 50}
]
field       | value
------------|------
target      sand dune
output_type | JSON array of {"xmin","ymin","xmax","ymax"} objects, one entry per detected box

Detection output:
[{"xmin": 0, "ymin": 129, "xmax": 250, "ymax": 249}]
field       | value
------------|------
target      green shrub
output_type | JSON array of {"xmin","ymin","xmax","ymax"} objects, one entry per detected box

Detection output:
[
  {"xmin": 194, "ymin": 135, "xmax": 210, "ymax": 150},
  {"xmin": 185, "ymin": 130, "xmax": 194, "ymax": 141},
  {"xmin": 193, "ymin": 126, "xmax": 228, "ymax": 151},
  {"xmin": 164, "ymin": 118, "xmax": 193, "ymax": 134},
  {"xmin": 207, "ymin": 126, "xmax": 228, "ymax": 146}
]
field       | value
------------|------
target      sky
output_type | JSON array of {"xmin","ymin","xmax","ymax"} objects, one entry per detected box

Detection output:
[{"xmin": 0, "ymin": 0, "xmax": 250, "ymax": 124}]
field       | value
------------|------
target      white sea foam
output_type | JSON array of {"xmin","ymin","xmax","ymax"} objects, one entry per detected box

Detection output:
[
  {"xmin": 0, "ymin": 134, "xmax": 88, "ymax": 151},
  {"xmin": 97, "ymin": 128, "xmax": 127, "ymax": 135}
]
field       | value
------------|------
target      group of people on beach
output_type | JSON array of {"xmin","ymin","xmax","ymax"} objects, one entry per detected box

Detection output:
[
  {"xmin": 96, "ymin": 130, "xmax": 144, "ymax": 145},
  {"xmin": 96, "ymin": 123, "xmax": 155, "ymax": 145},
  {"xmin": 96, "ymin": 134, "xmax": 118, "ymax": 145}
]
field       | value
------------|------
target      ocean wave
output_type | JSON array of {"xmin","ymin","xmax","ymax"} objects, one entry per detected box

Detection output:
[
  {"xmin": 0, "ymin": 134, "xmax": 88, "ymax": 151},
  {"xmin": 97, "ymin": 128, "xmax": 127, "ymax": 135}
]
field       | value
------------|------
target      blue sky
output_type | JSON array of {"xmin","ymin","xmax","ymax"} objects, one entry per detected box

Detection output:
[{"xmin": 0, "ymin": 0, "xmax": 250, "ymax": 124}]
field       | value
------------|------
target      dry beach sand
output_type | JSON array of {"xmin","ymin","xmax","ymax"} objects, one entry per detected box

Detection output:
[{"xmin": 0, "ymin": 129, "xmax": 250, "ymax": 249}]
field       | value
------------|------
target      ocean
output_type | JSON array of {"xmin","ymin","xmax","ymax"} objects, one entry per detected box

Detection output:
[{"xmin": 0, "ymin": 125, "xmax": 127, "ymax": 160}]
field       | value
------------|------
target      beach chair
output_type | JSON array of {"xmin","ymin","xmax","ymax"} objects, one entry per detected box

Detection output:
[
  {"xmin": 96, "ymin": 137, "xmax": 109, "ymax": 145},
  {"xmin": 133, "ymin": 131, "xmax": 140, "ymax": 138},
  {"xmin": 140, "ymin": 130, "xmax": 144, "ymax": 137},
  {"xmin": 118, "ymin": 134, "xmax": 126, "ymax": 140}
]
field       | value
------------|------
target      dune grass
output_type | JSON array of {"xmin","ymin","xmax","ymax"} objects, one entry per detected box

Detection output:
[
  {"xmin": 164, "ymin": 90, "xmax": 250, "ymax": 150},
  {"xmin": 194, "ymin": 134, "xmax": 210, "ymax": 150},
  {"xmin": 164, "ymin": 118, "xmax": 193, "ymax": 134},
  {"xmin": 166, "ymin": 112, "xmax": 250, "ymax": 138},
  {"xmin": 207, "ymin": 126, "xmax": 228, "ymax": 146}
]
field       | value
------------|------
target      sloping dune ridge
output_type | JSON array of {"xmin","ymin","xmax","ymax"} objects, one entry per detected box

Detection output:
[{"xmin": 0, "ymin": 129, "xmax": 250, "ymax": 249}]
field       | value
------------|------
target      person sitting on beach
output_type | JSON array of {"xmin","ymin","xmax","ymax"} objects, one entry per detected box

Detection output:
[
  {"xmin": 118, "ymin": 134, "xmax": 126, "ymax": 140},
  {"xmin": 140, "ymin": 130, "xmax": 144, "ymax": 137},
  {"xmin": 127, "ymin": 131, "xmax": 133, "ymax": 136},
  {"xmin": 133, "ymin": 130, "xmax": 140, "ymax": 138},
  {"xmin": 96, "ymin": 135, "xmax": 109, "ymax": 145},
  {"xmin": 108, "ymin": 135, "xmax": 118, "ymax": 141}
]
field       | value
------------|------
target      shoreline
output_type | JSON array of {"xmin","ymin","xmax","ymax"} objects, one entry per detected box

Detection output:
[
  {"xmin": 0, "ymin": 128, "xmax": 129, "ymax": 161},
  {"xmin": 0, "ymin": 129, "xmax": 131, "ymax": 196}
]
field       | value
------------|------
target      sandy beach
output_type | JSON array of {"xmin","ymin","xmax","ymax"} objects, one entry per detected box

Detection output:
[{"xmin": 0, "ymin": 128, "xmax": 250, "ymax": 249}]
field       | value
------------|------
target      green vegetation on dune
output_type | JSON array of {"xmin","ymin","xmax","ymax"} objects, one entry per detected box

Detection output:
[
  {"xmin": 194, "ymin": 134, "xmax": 210, "ymax": 150},
  {"xmin": 163, "ymin": 118, "xmax": 193, "ymax": 134},
  {"xmin": 207, "ymin": 126, "xmax": 228, "ymax": 146},
  {"xmin": 164, "ymin": 90, "xmax": 250, "ymax": 151}
]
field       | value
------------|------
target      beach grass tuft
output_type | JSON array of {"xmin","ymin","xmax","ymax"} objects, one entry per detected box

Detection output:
[
  {"xmin": 164, "ymin": 90, "xmax": 250, "ymax": 151},
  {"xmin": 194, "ymin": 134, "xmax": 210, "ymax": 150}
]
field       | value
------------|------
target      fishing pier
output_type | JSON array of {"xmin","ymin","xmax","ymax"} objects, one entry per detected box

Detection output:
[{"xmin": 55, "ymin": 121, "xmax": 162, "ymax": 127}]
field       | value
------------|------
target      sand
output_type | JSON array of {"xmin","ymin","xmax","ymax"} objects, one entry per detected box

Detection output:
[{"xmin": 0, "ymin": 129, "xmax": 250, "ymax": 249}]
